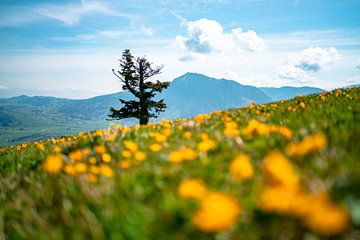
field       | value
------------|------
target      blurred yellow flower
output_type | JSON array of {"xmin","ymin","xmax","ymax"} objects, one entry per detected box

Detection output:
[
  {"xmin": 69, "ymin": 149, "xmax": 83, "ymax": 161},
  {"xmin": 262, "ymin": 151, "xmax": 299, "ymax": 187},
  {"xmin": 192, "ymin": 192, "xmax": 241, "ymax": 232},
  {"xmin": 121, "ymin": 150, "xmax": 132, "ymax": 158},
  {"xmin": 149, "ymin": 143, "xmax": 162, "ymax": 152},
  {"xmin": 230, "ymin": 154, "xmax": 253, "ymax": 180},
  {"xmin": 75, "ymin": 162, "xmax": 87, "ymax": 174},
  {"xmin": 100, "ymin": 164, "xmax": 114, "ymax": 178},
  {"xmin": 169, "ymin": 151, "xmax": 183, "ymax": 163},
  {"xmin": 95, "ymin": 145, "xmax": 106, "ymax": 155},
  {"xmin": 87, "ymin": 173, "xmax": 97, "ymax": 183},
  {"xmin": 64, "ymin": 164, "xmax": 76, "ymax": 176},
  {"xmin": 181, "ymin": 148, "xmax": 196, "ymax": 161},
  {"xmin": 134, "ymin": 151, "xmax": 147, "ymax": 162},
  {"xmin": 118, "ymin": 160, "xmax": 131, "ymax": 169},
  {"xmin": 178, "ymin": 179, "xmax": 208, "ymax": 200},
  {"xmin": 286, "ymin": 134, "xmax": 327, "ymax": 157},
  {"xmin": 197, "ymin": 139, "xmax": 216, "ymax": 153},
  {"xmin": 299, "ymin": 102, "xmax": 306, "ymax": 108},
  {"xmin": 43, "ymin": 154, "xmax": 63, "ymax": 174},
  {"xmin": 101, "ymin": 153, "xmax": 112, "ymax": 163},
  {"xmin": 184, "ymin": 131, "xmax": 192, "ymax": 139},
  {"xmin": 123, "ymin": 140, "xmax": 138, "ymax": 152}
]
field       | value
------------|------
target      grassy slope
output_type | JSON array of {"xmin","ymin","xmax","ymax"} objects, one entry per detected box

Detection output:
[{"xmin": 0, "ymin": 88, "xmax": 359, "ymax": 239}]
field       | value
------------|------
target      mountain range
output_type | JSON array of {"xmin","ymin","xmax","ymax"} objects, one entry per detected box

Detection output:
[{"xmin": 0, "ymin": 72, "xmax": 324, "ymax": 146}]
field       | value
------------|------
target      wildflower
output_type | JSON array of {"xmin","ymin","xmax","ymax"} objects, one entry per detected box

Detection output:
[
  {"xmin": 286, "ymin": 134, "xmax": 327, "ymax": 157},
  {"xmin": 178, "ymin": 179, "xmax": 208, "ymax": 200},
  {"xmin": 89, "ymin": 157, "xmax": 97, "ymax": 164},
  {"xmin": 101, "ymin": 153, "xmax": 112, "ymax": 163},
  {"xmin": 192, "ymin": 192, "xmax": 241, "ymax": 232},
  {"xmin": 184, "ymin": 131, "xmax": 192, "ymax": 139},
  {"xmin": 181, "ymin": 148, "xmax": 196, "ymax": 161},
  {"xmin": 36, "ymin": 143, "xmax": 45, "ymax": 151},
  {"xmin": 123, "ymin": 140, "xmax": 138, "ymax": 152},
  {"xmin": 107, "ymin": 134, "xmax": 116, "ymax": 142},
  {"xmin": 299, "ymin": 102, "xmax": 306, "ymax": 109},
  {"xmin": 119, "ymin": 160, "xmax": 131, "ymax": 169},
  {"xmin": 100, "ymin": 164, "xmax": 114, "ymax": 178},
  {"xmin": 169, "ymin": 151, "xmax": 183, "ymax": 163},
  {"xmin": 82, "ymin": 148, "xmax": 91, "ymax": 156},
  {"xmin": 149, "ymin": 143, "xmax": 162, "ymax": 152},
  {"xmin": 95, "ymin": 145, "xmax": 106, "ymax": 155},
  {"xmin": 153, "ymin": 133, "xmax": 167, "ymax": 143},
  {"xmin": 64, "ymin": 164, "xmax": 76, "ymax": 176},
  {"xmin": 163, "ymin": 128, "xmax": 172, "ymax": 137},
  {"xmin": 259, "ymin": 186, "xmax": 299, "ymax": 213},
  {"xmin": 52, "ymin": 146, "xmax": 62, "ymax": 153},
  {"xmin": 74, "ymin": 162, "xmax": 87, "ymax": 174},
  {"xmin": 200, "ymin": 133, "xmax": 209, "ymax": 140},
  {"xmin": 197, "ymin": 139, "xmax": 216, "ymax": 153},
  {"xmin": 89, "ymin": 166, "xmax": 100, "ymax": 174},
  {"xmin": 43, "ymin": 154, "xmax": 63, "ymax": 174},
  {"xmin": 230, "ymin": 154, "xmax": 253, "ymax": 180},
  {"xmin": 121, "ymin": 150, "xmax": 132, "ymax": 158},
  {"xmin": 134, "ymin": 151, "xmax": 146, "ymax": 162},
  {"xmin": 262, "ymin": 151, "xmax": 299, "ymax": 187},
  {"xmin": 302, "ymin": 192, "xmax": 350, "ymax": 235}
]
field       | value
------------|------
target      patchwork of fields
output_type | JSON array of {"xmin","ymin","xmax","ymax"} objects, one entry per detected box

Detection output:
[{"xmin": 0, "ymin": 88, "xmax": 359, "ymax": 239}]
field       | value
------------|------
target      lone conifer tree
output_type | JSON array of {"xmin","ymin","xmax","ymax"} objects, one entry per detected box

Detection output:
[{"xmin": 109, "ymin": 49, "xmax": 170, "ymax": 125}]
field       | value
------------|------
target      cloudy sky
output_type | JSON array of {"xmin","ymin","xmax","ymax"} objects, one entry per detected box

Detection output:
[{"xmin": 0, "ymin": 0, "xmax": 360, "ymax": 98}]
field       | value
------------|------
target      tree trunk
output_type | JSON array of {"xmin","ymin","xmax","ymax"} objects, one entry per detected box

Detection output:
[{"xmin": 139, "ymin": 60, "xmax": 147, "ymax": 125}]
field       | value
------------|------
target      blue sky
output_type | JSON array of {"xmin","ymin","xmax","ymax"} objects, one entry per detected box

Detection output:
[{"xmin": 0, "ymin": 0, "xmax": 360, "ymax": 98}]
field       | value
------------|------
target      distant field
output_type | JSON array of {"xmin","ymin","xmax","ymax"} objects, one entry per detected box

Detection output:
[{"xmin": 0, "ymin": 88, "xmax": 359, "ymax": 239}]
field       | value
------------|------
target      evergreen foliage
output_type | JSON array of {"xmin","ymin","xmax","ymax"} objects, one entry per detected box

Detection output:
[{"xmin": 109, "ymin": 49, "xmax": 169, "ymax": 125}]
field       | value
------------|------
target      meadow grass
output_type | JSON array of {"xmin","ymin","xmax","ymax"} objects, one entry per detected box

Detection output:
[{"xmin": 0, "ymin": 87, "xmax": 359, "ymax": 239}]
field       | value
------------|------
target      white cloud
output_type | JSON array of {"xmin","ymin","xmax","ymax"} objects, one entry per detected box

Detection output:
[
  {"xmin": 277, "ymin": 65, "xmax": 313, "ymax": 83},
  {"xmin": 277, "ymin": 47, "xmax": 340, "ymax": 82},
  {"xmin": 172, "ymin": 18, "xmax": 265, "ymax": 55},
  {"xmin": 0, "ymin": 85, "xmax": 9, "ymax": 90},
  {"xmin": 288, "ymin": 47, "xmax": 340, "ymax": 72},
  {"xmin": 35, "ymin": 0, "xmax": 119, "ymax": 25}
]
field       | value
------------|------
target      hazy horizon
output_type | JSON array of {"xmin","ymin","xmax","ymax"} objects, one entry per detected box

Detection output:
[{"xmin": 1, "ymin": 0, "xmax": 360, "ymax": 99}]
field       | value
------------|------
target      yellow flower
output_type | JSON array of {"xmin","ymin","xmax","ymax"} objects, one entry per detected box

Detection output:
[
  {"xmin": 259, "ymin": 186, "xmax": 299, "ymax": 213},
  {"xmin": 89, "ymin": 165, "xmax": 100, "ymax": 175},
  {"xmin": 223, "ymin": 121, "xmax": 240, "ymax": 137},
  {"xmin": 123, "ymin": 140, "xmax": 138, "ymax": 152},
  {"xmin": 262, "ymin": 151, "xmax": 299, "ymax": 187},
  {"xmin": 118, "ymin": 160, "xmax": 131, "ymax": 169},
  {"xmin": 95, "ymin": 145, "xmax": 106, "ymax": 155},
  {"xmin": 163, "ymin": 128, "xmax": 172, "ymax": 137},
  {"xmin": 82, "ymin": 148, "xmax": 91, "ymax": 156},
  {"xmin": 101, "ymin": 153, "xmax": 112, "ymax": 163},
  {"xmin": 169, "ymin": 151, "xmax": 183, "ymax": 163},
  {"xmin": 302, "ymin": 193, "xmax": 350, "ymax": 236},
  {"xmin": 149, "ymin": 143, "xmax": 162, "ymax": 152},
  {"xmin": 69, "ymin": 149, "xmax": 83, "ymax": 161},
  {"xmin": 121, "ymin": 150, "xmax": 132, "ymax": 158},
  {"xmin": 153, "ymin": 133, "xmax": 167, "ymax": 143},
  {"xmin": 230, "ymin": 154, "xmax": 254, "ymax": 180},
  {"xmin": 134, "ymin": 151, "xmax": 147, "ymax": 162},
  {"xmin": 43, "ymin": 154, "xmax": 63, "ymax": 174},
  {"xmin": 74, "ymin": 162, "xmax": 87, "ymax": 174},
  {"xmin": 89, "ymin": 157, "xmax": 97, "ymax": 164},
  {"xmin": 184, "ymin": 131, "xmax": 192, "ymax": 139},
  {"xmin": 178, "ymin": 179, "xmax": 208, "ymax": 200},
  {"xmin": 286, "ymin": 134, "xmax": 327, "ymax": 157},
  {"xmin": 107, "ymin": 134, "xmax": 116, "ymax": 142},
  {"xmin": 197, "ymin": 139, "xmax": 216, "ymax": 153},
  {"xmin": 36, "ymin": 143, "xmax": 45, "ymax": 151},
  {"xmin": 192, "ymin": 192, "xmax": 241, "ymax": 232},
  {"xmin": 100, "ymin": 164, "xmax": 114, "ymax": 178},
  {"xmin": 64, "ymin": 164, "xmax": 76, "ymax": 176},
  {"xmin": 181, "ymin": 147, "xmax": 196, "ymax": 161}
]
